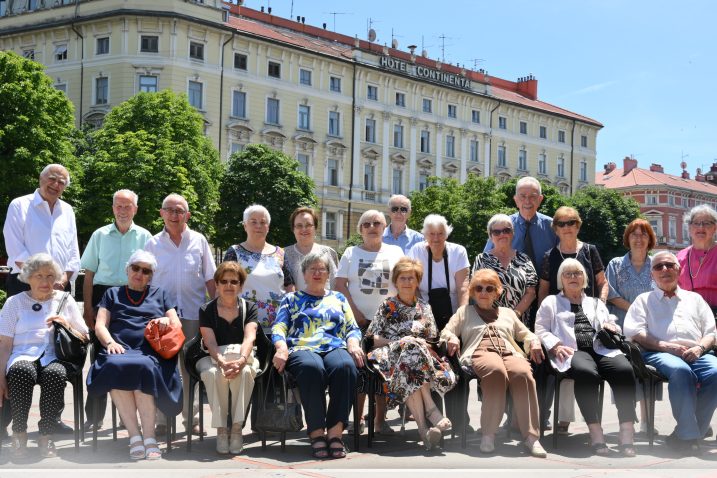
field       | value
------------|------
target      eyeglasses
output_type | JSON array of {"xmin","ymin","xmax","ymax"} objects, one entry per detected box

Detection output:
[
  {"xmin": 308, "ymin": 268, "xmax": 328, "ymax": 274},
  {"xmin": 473, "ymin": 285, "xmax": 496, "ymax": 293},
  {"xmin": 390, "ymin": 206, "xmax": 409, "ymax": 213},
  {"xmin": 218, "ymin": 279, "xmax": 240, "ymax": 285},
  {"xmin": 516, "ymin": 193, "xmax": 540, "ymax": 201},
  {"xmin": 294, "ymin": 223, "xmax": 315, "ymax": 230},
  {"xmin": 361, "ymin": 221, "xmax": 383, "ymax": 229},
  {"xmin": 555, "ymin": 219, "xmax": 579, "ymax": 228},
  {"xmin": 162, "ymin": 207, "xmax": 187, "ymax": 216},
  {"xmin": 629, "ymin": 231, "xmax": 648, "ymax": 238},
  {"xmin": 690, "ymin": 221, "xmax": 716, "ymax": 228},
  {"xmin": 561, "ymin": 271, "xmax": 584, "ymax": 278},
  {"xmin": 130, "ymin": 264, "xmax": 153, "ymax": 275},
  {"xmin": 652, "ymin": 262, "xmax": 678, "ymax": 271},
  {"xmin": 45, "ymin": 175, "xmax": 68, "ymax": 186},
  {"xmin": 490, "ymin": 227, "xmax": 513, "ymax": 237},
  {"xmin": 247, "ymin": 219, "xmax": 269, "ymax": 227}
]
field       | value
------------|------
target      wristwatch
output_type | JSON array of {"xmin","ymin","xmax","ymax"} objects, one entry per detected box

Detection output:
[{"xmin": 699, "ymin": 344, "xmax": 707, "ymax": 356}]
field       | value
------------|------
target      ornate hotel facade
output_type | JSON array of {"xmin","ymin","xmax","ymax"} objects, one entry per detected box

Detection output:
[{"xmin": 0, "ymin": 0, "xmax": 602, "ymax": 246}]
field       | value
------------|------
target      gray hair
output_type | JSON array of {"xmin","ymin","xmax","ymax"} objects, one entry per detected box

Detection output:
[
  {"xmin": 300, "ymin": 251, "xmax": 334, "ymax": 275},
  {"xmin": 162, "ymin": 193, "xmax": 189, "ymax": 212},
  {"xmin": 556, "ymin": 258, "xmax": 588, "ymax": 291},
  {"xmin": 515, "ymin": 176, "xmax": 541, "ymax": 195},
  {"xmin": 684, "ymin": 204, "xmax": 717, "ymax": 226},
  {"xmin": 40, "ymin": 163, "xmax": 71, "ymax": 187},
  {"xmin": 18, "ymin": 253, "xmax": 63, "ymax": 284},
  {"xmin": 126, "ymin": 249, "xmax": 158, "ymax": 272},
  {"xmin": 356, "ymin": 209, "xmax": 386, "ymax": 234},
  {"xmin": 651, "ymin": 250, "xmax": 679, "ymax": 268},
  {"xmin": 388, "ymin": 194, "xmax": 411, "ymax": 209},
  {"xmin": 486, "ymin": 213, "xmax": 513, "ymax": 236},
  {"xmin": 113, "ymin": 189, "xmax": 138, "ymax": 206},
  {"xmin": 421, "ymin": 213, "xmax": 454, "ymax": 237},
  {"xmin": 243, "ymin": 204, "xmax": 271, "ymax": 224}
]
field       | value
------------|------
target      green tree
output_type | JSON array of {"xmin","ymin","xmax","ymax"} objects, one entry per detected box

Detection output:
[
  {"xmin": 0, "ymin": 51, "xmax": 80, "ymax": 256},
  {"xmin": 79, "ymin": 91, "xmax": 223, "ymax": 243},
  {"xmin": 214, "ymin": 144, "xmax": 317, "ymax": 250}
]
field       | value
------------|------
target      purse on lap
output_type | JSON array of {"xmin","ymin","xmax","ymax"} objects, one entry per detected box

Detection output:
[{"xmin": 144, "ymin": 319, "xmax": 185, "ymax": 359}]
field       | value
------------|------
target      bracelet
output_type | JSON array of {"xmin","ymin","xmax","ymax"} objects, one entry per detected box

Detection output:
[
  {"xmin": 514, "ymin": 309, "xmax": 523, "ymax": 317},
  {"xmin": 699, "ymin": 344, "xmax": 707, "ymax": 355}
]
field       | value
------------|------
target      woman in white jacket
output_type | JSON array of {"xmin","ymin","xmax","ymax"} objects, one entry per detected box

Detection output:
[{"xmin": 536, "ymin": 258, "xmax": 637, "ymax": 457}]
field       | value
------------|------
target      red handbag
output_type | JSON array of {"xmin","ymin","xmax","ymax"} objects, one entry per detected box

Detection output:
[{"xmin": 144, "ymin": 320, "xmax": 185, "ymax": 359}]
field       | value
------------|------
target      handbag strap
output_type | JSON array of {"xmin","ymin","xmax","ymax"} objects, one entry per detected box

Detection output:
[
  {"xmin": 55, "ymin": 291, "xmax": 70, "ymax": 315},
  {"xmin": 427, "ymin": 246, "xmax": 450, "ymax": 291}
]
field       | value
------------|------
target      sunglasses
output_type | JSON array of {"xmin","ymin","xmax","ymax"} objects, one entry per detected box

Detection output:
[
  {"xmin": 391, "ymin": 206, "xmax": 409, "ymax": 213},
  {"xmin": 130, "ymin": 264, "xmax": 153, "ymax": 275},
  {"xmin": 218, "ymin": 279, "xmax": 240, "ymax": 285},
  {"xmin": 361, "ymin": 221, "xmax": 383, "ymax": 229},
  {"xmin": 652, "ymin": 262, "xmax": 678, "ymax": 271},
  {"xmin": 490, "ymin": 227, "xmax": 513, "ymax": 237},
  {"xmin": 473, "ymin": 285, "xmax": 496, "ymax": 293},
  {"xmin": 555, "ymin": 219, "xmax": 579, "ymax": 228}
]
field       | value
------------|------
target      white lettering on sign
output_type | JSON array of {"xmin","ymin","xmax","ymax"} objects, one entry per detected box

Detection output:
[{"xmin": 379, "ymin": 56, "xmax": 471, "ymax": 90}]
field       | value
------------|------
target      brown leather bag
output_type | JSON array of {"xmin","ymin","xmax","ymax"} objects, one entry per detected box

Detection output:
[{"xmin": 144, "ymin": 320, "xmax": 185, "ymax": 359}]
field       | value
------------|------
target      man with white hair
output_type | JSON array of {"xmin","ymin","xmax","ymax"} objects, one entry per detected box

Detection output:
[
  {"xmin": 80, "ymin": 189, "xmax": 153, "ymax": 429},
  {"xmin": 624, "ymin": 250, "xmax": 717, "ymax": 455},
  {"xmin": 383, "ymin": 194, "xmax": 424, "ymax": 253},
  {"xmin": 144, "ymin": 193, "xmax": 216, "ymax": 434}
]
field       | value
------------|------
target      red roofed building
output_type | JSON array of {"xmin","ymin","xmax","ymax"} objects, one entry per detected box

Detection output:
[{"xmin": 596, "ymin": 156, "xmax": 717, "ymax": 250}]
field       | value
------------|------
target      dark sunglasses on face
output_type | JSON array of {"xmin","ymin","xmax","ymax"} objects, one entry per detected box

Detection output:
[
  {"xmin": 473, "ymin": 285, "xmax": 496, "ymax": 293},
  {"xmin": 555, "ymin": 219, "xmax": 579, "ymax": 228},
  {"xmin": 490, "ymin": 227, "xmax": 513, "ymax": 237},
  {"xmin": 130, "ymin": 264, "xmax": 152, "ymax": 275},
  {"xmin": 218, "ymin": 279, "xmax": 240, "ymax": 285},
  {"xmin": 652, "ymin": 262, "xmax": 678, "ymax": 271},
  {"xmin": 362, "ymin": 221, "xmax": 383, "ymax": 229},
  {"xmin": 391, "ymin": 206, "xmax": 409, "ymax": 213}
]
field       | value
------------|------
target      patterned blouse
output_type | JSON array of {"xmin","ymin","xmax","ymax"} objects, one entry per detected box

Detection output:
[
  {"xmin": 271, "ymin": 290, "xmax": 362, "ymax": 354},
  {"xmin": 472, "ymin": 251, "xmax": 538, "ymax": 314},
  {"xmin": 605, "ymin": 252, "xmax": 654, "ymax": 326}
]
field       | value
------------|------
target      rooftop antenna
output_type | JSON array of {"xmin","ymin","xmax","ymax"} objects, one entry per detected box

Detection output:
[
  {"xmin": 323, "ymin": 11, "xmax": 351, "ymax": 31},
  {"xmin": 391, "ymin": 28, "xmax": 402, "ymax": 49},
  {"xmin": 437, "ymin": 34, "xmax": 456, "ymax": 62},
  {"xmin": 471, "ymin": 58, "xmax": 485, "ymax": 70},
  {"xmin": 367, "ymin": 17, "xmax": 379, "ymax": 42},
  {"xmin": 420, "ymin": 35, "xmax": 433, "ymax": 57}
]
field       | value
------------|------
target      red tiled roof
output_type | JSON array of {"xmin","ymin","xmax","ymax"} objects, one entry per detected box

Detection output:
[{"xmin": 596, "ymin": 167, "xmax": 717, "ymax": 196}]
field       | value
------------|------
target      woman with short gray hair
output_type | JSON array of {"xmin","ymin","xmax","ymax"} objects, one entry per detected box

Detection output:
[{"xmin": 677, "ymin": 204, "xmax": 717, "ymax": 313}]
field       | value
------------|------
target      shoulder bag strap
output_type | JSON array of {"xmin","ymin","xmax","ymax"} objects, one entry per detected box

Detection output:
[
  {"xmin": 240, "ymin": 297, "xmax": 247, "ymax": 327},
  {"xmin": 442, "ymin": 247, "xmax": 450, "ymax": 291},
  {"xmin": 55, "ymin": 291, "xmax": 70, "ymax": 315},
  {"xmin": 427, "ymin": 245, "xmax": 434, "ymax": 290}
]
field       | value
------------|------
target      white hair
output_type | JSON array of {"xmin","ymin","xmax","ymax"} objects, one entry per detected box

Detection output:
[
  {"xmin": 684, "ymin": 204, "xmax": 717, "ymax": 226},
  {"xmin": 40, "ymin": 163, "xmax": 71, "ymax": 186},
  {"xmin": 515, "ymin": 176, "xmax": 541, "ymax": 195},
  {"xmin": 126, "ymin": 249, "xmax": 158, "ymax": 272},
  {"xmin": 243, "ymin": 204, "xmax": 271, "ymax": 224},
  {"xmin": 356, "ymin": 209, "xmax": 386, "ymax": 234},
  {"xmin": 162, "ymin": 193, "xmax": 189, "ymax": 212},
  {"xmin": 651, "ymin": 250, "xmax": 679, "ymax": 267},
  {"xmin": 388, "ymin": 194, "xmax": 411, "ymax": 209},
  {"xmin": 486, "ymin": 213, "xmax": 513, "ymax": 236},
  {"xmin": 18, "ymin": 253, "xmax": 62, "ymax": 284},
  {"xmin": 556, "ymin": 258, "xmax": 588, "ymax": 291},
  {"xmin": 113, "ymin": 189, "xmax": 138, "ymax": 206},
  {"xmin": 421, "ymin": 214, "xmax": 454, "ymax": 237}
]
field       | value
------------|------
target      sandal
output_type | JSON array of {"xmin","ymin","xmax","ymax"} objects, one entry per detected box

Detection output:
[
  {"xmin": 129, "ymin": 435, "xmax": 145, "ymax": 460},
  {"xmin": 618, "ymin": 443, "xmax": 637, "ymax": 457},
  {"xmin": 425, "ymin": 407, "xmax": 452, "ymax": 432},
  {"xmin": 309, "ymin": 435, "xmax": 329, "ymax": 459},
  {"xmin": 327, "ymin": 437, "xmax": 347, "ymax": 459},
  {"xmin": 557, "ymin": 422, "xmax": 570, "ymax": 435},
  {"xmin": 590, "ymin": 442, "xmax": 610, "ymax": 456},
  {"xmin": 424, "ymin": 427, "xmax": 441, "ymax": 451},
  {"xmin": 144, "ymin": 437, "xmax": 162, "ymax": 460}
]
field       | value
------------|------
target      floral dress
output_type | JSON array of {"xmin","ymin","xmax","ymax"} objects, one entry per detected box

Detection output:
[{"xmin": 366, "ymin": 297, "xmax": 456, "ymax": 408}]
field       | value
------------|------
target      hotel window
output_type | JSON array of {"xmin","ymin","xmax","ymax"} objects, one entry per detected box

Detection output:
[
  {"xmin": 0, "ymin": 1, "xmax": 6, "ymax": 16},
  {"xmin": 538, "ymin": 153, "xmax": 547, "ymax": 175},
  {"xmin": 581, "ymin": 135, "xmax": 588, "ymax": 148},
  {"xmin": 422, "ymin": 98, "xmax": 432, "ymax": 113},
  {"xmin": 327, "ymin": 159, "xmax": 339, "ymax": 186},
  {"xmin": 298, "ymin": 105, "xmax": 311, "ymax": 130},
  {"xmin": 189, "ymin": 41, "xmax": 204, "ymax": 61},
  {"xmin": 138, "ymin": 75, "xmax": 158, "ymax": 93},
  {"xmin": 95, "ymin": 77, "xmax": 108, "ymax": 105},
  {"xmin": 668, "ymin": 195, "xmax": 675, "ymax": 206},
  {"xmin": 448, "ymin": 104, "xmax": 457, "ymax": 118},
  {"xmin": 299, "ymin": 68, "xmax": 312, "ymax": 86},
  {"xmin": 232, "ymin": 91, "xmax": 246, "ymax": 118},
  {"xmin": 297, "ymin": 153, "xmax": 309, "ymax": 175},
  {"xmin": 648, "ymin": 218, "xmax": 661, "ymax": 236},
  {"xmin": 518, "ymin": 149, "xmax": 527, "ymax": 170},
  {"xmin": 446, "ymin": 135, "xmax": 455, "ymax": 158},
  {"xmin": 54, "ymin": 44, "xmax": 68, "ymax": 62},
  {"xmin": 140, "ymin": 35, "xmax": 158, "ymax": 53},
  {"xmin": 395, "ymin": 92, "xmax": 406, "ymax": 107},
  {"xmin": 365, "ymin": 118, "xmax": 376, "ymax": 143},
  {"xmin": 420, "ymin": 130, "xmax": 430, "ymax": 153},
  {"xmin": 329, "ymin": 111, "xmax": 341, "ymax": 136},
  {"xmin": 520, "ymin": 121, "xmax": 527, "ymax": 135},
  {"xmin": 234, "ymin": 53, "xmax": 247, "ymax": 70},
  {"xmin": 557, "ymin": 157, "xmax": 565, "ymax": 177},
  {"xmin": 325, "ymin": 212, "xmax": 337, "ymax": 240},
  {"xmin": 498, "ymin": 116, "xmax": 507, "ymax": 129},
  {"xmin": 392, "ymin": 168, "xmax": 403, "ymax": 194},
  {"xmin": 469, "ymin": 140, "xmax": 479, "ymax": 162},
  {"xmin": 497, "ymin": 145, "xmax": 506, "ymax": 168},
  {"xmin": 558, "ymin": 130, "xmax": 566, "ymax": 143},
  {"xmin": 364, "ymin": 163, "xmax": 376, "ymax": 191},
  {"xmin": 539, "ymin": 125, "xmax": 547, "ymax": 139},
  {"xmin": 367, "ymin": 85, "xmax": 378, "ymax": 100},
  {"xmin": 683, "ymin": 224, "xmax": 689, "ymax": 243},
  {"xmin": 55, "ymin": 83, "xmax": 67, "ymax": 94},
  {"xmin": 266, "ymin": 97, "xmax": 280, "ymax": 124},
  {"xmin": 268, "ymin": 61, "xmax": 281, "ymax": 78},
  {"xmin": 580, "ymin": 160, "xmax": 587, "ymax": 181},
  {"xmin": 419, "ymin": 172, "xmax": 429, "ymax": 191},
  {"xmin": 393, "ymin": 124, "xmax": 404, "ymax": 148},
  {"xmin": 96, "ymin": 37, "xmax": 109, "ymax": 55},
  {"xmin": 471, "ymin": 110, "xmax": 480, "ymax": 124},
  {"xmin": 330, "ymin": 76, "xmax": 341, "ymax": 92},
  {"xmin": 188, "ymin": 80, "xmax": 202, "ymax": 109},
  {"xmin": 230, "ymin": 142, "xmax": 244, "ymax": 156}
]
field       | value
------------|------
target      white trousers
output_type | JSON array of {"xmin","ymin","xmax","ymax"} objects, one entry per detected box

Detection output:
[{"xmin": 196, "ymin": 352, "xmax": 258, "ymax": 428}]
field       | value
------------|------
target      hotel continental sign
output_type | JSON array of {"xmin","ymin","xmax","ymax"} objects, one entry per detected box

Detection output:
[{"xmin": 0, "ymin": 0, "xmax": 602, "ymax": 246}]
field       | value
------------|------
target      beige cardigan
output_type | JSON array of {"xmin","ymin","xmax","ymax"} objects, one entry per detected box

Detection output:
[{"xmin": 440, "ymin": 305, "xmax": 537, "ymax": 366}]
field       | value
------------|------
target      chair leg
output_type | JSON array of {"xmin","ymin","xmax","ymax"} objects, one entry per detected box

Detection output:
[
  {"xmin": 553, "ymin": 377, "xmax": 561, "ymax": 449},
  {"xmin": 92, "ymin": 395, "xmax": 99, "ymax": 451},
  {"xmin": 461, "ymin": 380, "xmax": 470, "ymax": 449},
  {"xmin": 186, "ymin": 377, "xmax": 197, "ymax": 452},
  {"xmin": 166, "ymin": 415, "xmax": 174, "ymax": 453},
  {"xmin": 648, "ymin": 379, "xmax": 657, "ymax": 447},
  {"xmin": 367, "ymin": 376, "xmax": 375, "ymax": 448},
  {"xmin": 73, "ymin": 377, "xmax": 80, "ymax": 451},
  {"xmin": 353, "ymin": 388, "xmax": 360, "ymax": 452},
  {"xmin": 112, "ymin": 403, "xmax": 117, "ymax": 441},
  {"xmin": 280, "ymin": 431, "xmax": 286, "ymax": 452},
  {"xmin": 199, "ymin": 382, "xmax": 205, "ymax": 442}
]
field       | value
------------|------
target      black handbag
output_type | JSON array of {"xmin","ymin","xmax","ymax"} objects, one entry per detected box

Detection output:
[
  {"xmin": 596, "ymin": 327, "xmax": 624, "ymax": 349},
  {"xmin": 53, "ymin": 292, "xmax": 88, "ymax": 367},
  {"xmin": 255, "ymin": 368, "xmax": 304, "ymax": 433},
  {"xmin": 427, "ymin": 246, "xmax": 453, "ymax": 331}
]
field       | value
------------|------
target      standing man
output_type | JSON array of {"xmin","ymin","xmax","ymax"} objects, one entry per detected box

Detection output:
[
  {"xmin": 144, "ymin": 193, "xmax": 216, "ymax": 434},
  {"xmin": 2, "ymin": 163, "xmax": 80, "ymax": 436},
  {"xmin": 80, "ymin": 189, "xmax": 153, "ymax": 429},
  {"xmin": 382, "ymin": 194, "xmax": 423, "ymax": 254}
]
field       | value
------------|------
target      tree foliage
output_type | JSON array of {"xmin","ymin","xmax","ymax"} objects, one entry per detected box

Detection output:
[
  {"xmin": 214, "ymin": 144, "xmax": 318, "ymax": 250},
  {"xmin": 78, "ymin": 91, "xmax": 223, "ymax": 243},
  {"xmin": 0, "ymin": 51, "xmax": 80, "ymax": 256}
]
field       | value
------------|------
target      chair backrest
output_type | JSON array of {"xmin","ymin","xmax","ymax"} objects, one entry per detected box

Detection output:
[
  {"xmin": 183, "ymin": 333, "xmax": 205, "ymax": 381},
  {"xmin": 254, "ymin": 325, "xmax": 273, "ymax": 374}
]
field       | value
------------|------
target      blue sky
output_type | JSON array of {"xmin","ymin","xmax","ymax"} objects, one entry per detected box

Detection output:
[{"xmin": 242, "ymin": 0, "xmax": 716, "ymax": 177}]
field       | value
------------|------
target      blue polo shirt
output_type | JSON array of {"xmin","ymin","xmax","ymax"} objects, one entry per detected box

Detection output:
[
  {"xmin": 382, "ymin": 225, "xmax": 424, "ymax": 254},
  {"xmin": 483, "ymin": 212, "xmax": 557, "ymax": 273}
]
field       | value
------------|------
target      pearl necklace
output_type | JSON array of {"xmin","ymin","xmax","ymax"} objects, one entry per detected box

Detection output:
[
  {"xmin": 558, "ymin": 241, "xmax": 581, "ymax": 261},
  {"xmin": 688, "ymin": 245, "xmax": 715, "ymax": 279}
]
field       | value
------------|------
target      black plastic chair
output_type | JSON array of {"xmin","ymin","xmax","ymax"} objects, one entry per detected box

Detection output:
[{"xmin": 66, "ymin": 356, "xmax": 87, "ymax": 451}]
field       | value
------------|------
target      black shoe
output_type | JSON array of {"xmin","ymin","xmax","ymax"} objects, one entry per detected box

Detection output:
[
  {"xmin": 666, "ymin": 432, "xmax": 701, "ymax": 455},
  {"xmin": 0, "ymin": 427, "xmax": 8, "ymax": 441},
  {"xmin": 704, "ymin": 426, "xmax": 713, "ymax": 439},
  {"xmin": 54, "ymin": 420, "xmax": 74, "ymax": 435},
  {"xmin": 84, "ymin": 420, "xmax": 103, "ymax": 432}
]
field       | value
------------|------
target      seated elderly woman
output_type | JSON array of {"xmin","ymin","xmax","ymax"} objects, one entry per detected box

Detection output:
[
  {"xmin": 197, "ymin": 261, "xmax": 259, "ymax": 455},
  {"xmin": 366, "ymin": 257, "xmax": 456, "ymax": 450},
  {"xmin": 87, "ymin": 250, "xmax": 182, "ymax": 461},
  {"xmin": 536, "ymin": 258, "xmax": 636, "ymax": 457},
  {"xmin": 272, "ymin": 251, "xmax": 363, "ymax": 459},
  {"xmin": 0, "ymin": 253, "xmax": 89, "ymax": 458},
  {"xmin": 442, "ymin": 268, "xmax": 546, "ymax": 457}
]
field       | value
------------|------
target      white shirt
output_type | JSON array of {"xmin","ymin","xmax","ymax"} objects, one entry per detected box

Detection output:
[
  {"xmin": 144, "ymin": 227, "xmax": 216, "ymax": 321},
  {"xmin": 0, "ymin": 291, "xmax": 88, "ymax": 372},
  {"xmin": 623, "ymin": 287, "xmax": 716, "ymax": 346},
  {"xmin": 407, "ymin": 241, "xmax": 470, "ymax": 313},
  {"xmin": 3, "ymin": 190, "xmax": 80, "ymax": 276}
]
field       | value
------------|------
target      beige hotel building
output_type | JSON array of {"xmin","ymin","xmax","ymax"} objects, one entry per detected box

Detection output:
[{"xmin": 0, "ymin": 0, "xmax": 602, "ymax": 246}]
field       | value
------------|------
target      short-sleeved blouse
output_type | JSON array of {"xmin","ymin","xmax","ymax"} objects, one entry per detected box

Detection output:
[
  {"xmin": 541, "ymin": 243, "xmax": 604, "ymax": 298},
  {"xmin": 605, "ymin": 252, "xmax": 654, "ymax": 325},
  {"xmin": 284, "ymin": 243, "xmax": 339, "ymax": 291},
  {"xmin": 473, "ymin": 251, "xmax": 538, "ymax": 310},
  {"xmin": 677, "ymin": 245, "xmax": 717, "ymax": 308},
  {"xmin": 198, "ymin": 298, "xmax": 259, "ymax": 346}
]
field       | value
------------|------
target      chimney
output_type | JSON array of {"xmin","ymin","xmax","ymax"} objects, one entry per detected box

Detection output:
[
  {"xmin": 516, "ymin": 74, "xmax": 538, "ymax": 101},
  {"xmin": 695, "ymin": 168, "xmax": 705, "ymax": 182},
  {"xmin": 649, "ymin": 163, "xmax": 664, "ymax": 173},
  {"xmin": 603, "ymin": 162, "xmax": 617, "ymax": 174},
  {"xmin": 682, "ymin": 170, "xmax": 691, "ymax": 179},
  {"xmin": 623, "ymin": 156, "xmax": 638, "ymax": 174}
]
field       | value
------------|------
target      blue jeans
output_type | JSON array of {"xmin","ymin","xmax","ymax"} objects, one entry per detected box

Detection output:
[{"xmin": 643, "ymin": 351, "xmax": 717, "ymax": 440}]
